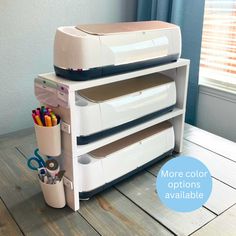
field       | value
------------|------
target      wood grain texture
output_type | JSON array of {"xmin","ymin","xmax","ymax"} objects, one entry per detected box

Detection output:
[
  {"xmin": 204, "ymin": 179, "xmax": 236, "ymax": 215},
  {"xmin": 5, "ymin": 123, "xmax": 236, "ymax": 235},
  {"xmin": 17, "ymin": 134, "xmax": 173, "ymax": 236},
  {"xmin": 192, "ymin": 204, "xmax": 236, "ymax": 236},
  {"xmin": 0, "ymin": 127, "xmax": 35, "ymax": 149},
  {"xmin": 184, "ymin": 123, "xmax": 236, "ymax": 162},
  {"xmin": 0, "ymin": 198, "xmax": 23, "ymax": 236},
  {"xmin": 79, "ymin": 188, "xmax": 173, "ymax": 236},
  {"xmin": 180, "ymin": 139, "xmax": 236, "ymax": 189},
  {"xmin": 0, "ymin": 147, "xmax": 98, "ymax": 236},
  {"xmin": 16, "ymin": 138, "xmax": 37, "ymax": 158},
  {"xmin": 148, "ymin": 149, "xmax": 236, "ymax": 215},
  {"xmin": 116, "ymin": 171, "xmax": 215, "ymax": 236}
]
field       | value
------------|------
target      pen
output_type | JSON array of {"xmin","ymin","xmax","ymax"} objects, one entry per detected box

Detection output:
[
  {"xmin": 32, "ymin": 113, "xmax": 37, "ymax": 123},
  {"xmin": 56, "ymin": 170, "xmax": 65, "ymax": 181},
  {"xmin": 35, "ymin": 115, "xmax": 43, "ymax": 126},
  {"xmin": 32, "ymin": 107, "xmax": 60, "ymax": 127},
  {"xmin": 52, "ymin": 116, "xmax": 57, "ymax": 126},
  {"xmin": 47, "ymin": 108, "xmax": 52, "ymax": 113},
  {"xmin": 43, "ymin": 109, "xmax": 48, "ymax": 116},
  {"xmin": 38, "ymin": 168, "xmax": 46, "ymax": 181},
  {"xmin": 36, "ymin": 108, "xmax": 41, "ymax": 116},
  {"xmin": 56, "ymin": 114, "xmax": 60, "ymax": 124},
  {"xmin": 37, "ymin": 106, "xmax": 46, "ymax": 126},
  {"xmin": 40, "ymin": 113, "xmax": 46, "ymax": 126},
  {"xmin": 41, "ymin": 106, "xmax": 45, "ymax": 113},
  {"xmin": 44, "ymin": 176, "xmax": 48, "ymax": 184},
  {"xmin": 45, "ymin": 115, "xmax": 52, "ymax": 127}
]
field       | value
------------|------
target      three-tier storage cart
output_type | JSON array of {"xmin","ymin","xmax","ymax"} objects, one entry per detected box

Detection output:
[{"xmin": 35, "ymin": 58, "xmax": 189, "ymax": 211}]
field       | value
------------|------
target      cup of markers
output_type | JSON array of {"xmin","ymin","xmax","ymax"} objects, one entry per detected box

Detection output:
[{"xmin": 32, "ymin": 106, "xmax": 61, "ymax": 156}]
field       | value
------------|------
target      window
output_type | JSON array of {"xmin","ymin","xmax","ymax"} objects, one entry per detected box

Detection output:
[{"xmin": 199, "ymin": 0, "xmax": 236, "ymax": 92}]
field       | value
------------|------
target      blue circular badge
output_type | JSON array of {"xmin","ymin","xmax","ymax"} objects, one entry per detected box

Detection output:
[{"xmin": 156, "ymin": 156, "xmax": 212, "ymax": 212}]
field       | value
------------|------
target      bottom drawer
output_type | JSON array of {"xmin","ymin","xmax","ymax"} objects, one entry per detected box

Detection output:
[{"xmin": 78, "ymin": 121, "xmax": 174, "ymax": 199}]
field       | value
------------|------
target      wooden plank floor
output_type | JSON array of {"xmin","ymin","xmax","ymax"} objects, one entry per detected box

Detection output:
[{"xmin": 0, "ymin": 124, "xmax": 235, "ymax": 236}]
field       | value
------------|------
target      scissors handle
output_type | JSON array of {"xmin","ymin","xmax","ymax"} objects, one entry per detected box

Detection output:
[{"xmin": 27, "ymin": 156, "xmax": 45, "ymax": 170}]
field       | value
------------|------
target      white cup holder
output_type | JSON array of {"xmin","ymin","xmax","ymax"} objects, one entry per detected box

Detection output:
[
  {"xmin": 39, "ymin": 179, "xmax": 66, "ymax": 208},
  {"xmin": 34, "ymin": 123, "xmax": 61, "ymax": 157},
  {"xmin": 78, "ymin": 155, "xmax": 91, "ymax": 165}
]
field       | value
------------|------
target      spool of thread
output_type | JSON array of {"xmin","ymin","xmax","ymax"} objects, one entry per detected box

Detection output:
[{"xmin": 46, "ymin": 159, "xmax": 60, "ymax": 177}]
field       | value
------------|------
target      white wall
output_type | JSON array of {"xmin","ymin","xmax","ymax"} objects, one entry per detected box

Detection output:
[
  {"xmin": 0, "ymin": 0, "xmax": 137, "ymax": 135},
  {"xmin": 196, "ymin": 85, "xmax": 236, "ymax": 142}
]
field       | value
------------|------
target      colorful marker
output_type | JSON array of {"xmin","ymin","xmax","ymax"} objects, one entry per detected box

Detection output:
[
  {"xmin": 35, "ymin": 115, "xmax": 43, "ymax": 126},
  {"xmin": 52, "ymin": 116, "xmax": 58, "ymax": 126},
  {"xmin": 36, "ymin": 108, "xmax": 40, "ymax": 116},
  {"xmin": 32, "ymin": 113, "xmax": 37, "ymax": 123},
  {"xmin": 32, "ymin": 106, "xmax": 60, "ymax": 127},
  {"xmin": 45, "ymin": 115, "xmax": 52, "ymax": 127}
]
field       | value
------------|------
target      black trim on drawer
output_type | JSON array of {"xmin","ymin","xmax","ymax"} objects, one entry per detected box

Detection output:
[
  {"xmin": 77, "ymin": 105, "xmax": 175, "ymax": 145},
  {"xmin": 79, "ymin": 149, "xmax": 173, "ymax": 200}
]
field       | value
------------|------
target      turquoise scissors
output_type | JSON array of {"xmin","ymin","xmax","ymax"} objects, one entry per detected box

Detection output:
[{"xmin": 27, "ymin": 148, "xmax": 46, "ymax": 170}]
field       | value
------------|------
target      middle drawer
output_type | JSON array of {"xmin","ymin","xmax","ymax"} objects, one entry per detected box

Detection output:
[{"xmin": 76, "ymin": 73, "xmax": 176, "ymax": 144}]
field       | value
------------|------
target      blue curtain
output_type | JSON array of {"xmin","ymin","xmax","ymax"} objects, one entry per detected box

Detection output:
[{"xmin": 137, "ymin": 0, "xmax": 205, "ymax": 125}]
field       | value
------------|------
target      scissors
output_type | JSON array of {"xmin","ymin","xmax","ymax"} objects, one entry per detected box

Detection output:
[{"xmin": 27, "ymin": 148, "xmax": 46, "ymax": 171}]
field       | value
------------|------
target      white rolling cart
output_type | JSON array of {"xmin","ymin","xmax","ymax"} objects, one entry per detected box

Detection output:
[{"xmin": 36, "ymin": 58, "xmax": 189, "ymax": 211}]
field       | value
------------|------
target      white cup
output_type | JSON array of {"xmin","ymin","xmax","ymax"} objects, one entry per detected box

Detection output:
[
  {"xmin": 34, "ymin": 123, "xmax": 61, "ymax": 156},
  {"xmin": 39, "ymin": 178, "xmax": 66, "ymax": 208}
]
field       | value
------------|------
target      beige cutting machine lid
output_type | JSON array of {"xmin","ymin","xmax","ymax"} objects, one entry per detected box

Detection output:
[
  {"xmin": 90, "ymin": 121, "xmax": 172, "ymax": 158},
  {"xmin": 78, "ymin": 73, "xmax": 173, "ymax": 103},
  {"xmin": 76, "ymin": 21, "xmax": 176, "ymax": 35}
]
